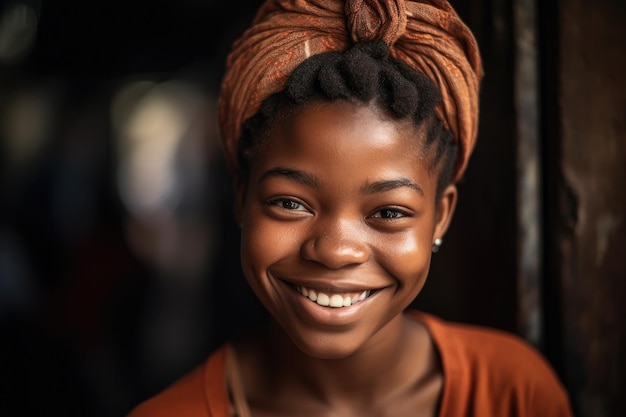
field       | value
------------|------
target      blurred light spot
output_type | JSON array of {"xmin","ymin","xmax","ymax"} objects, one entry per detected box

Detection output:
[
  {"xmin": 116, "ymin": 81, "xmax": 203, "ymax": 217},
  {"xmin": 114, "ymin": 79, "xmax": 218, "ymax": 278},
  {"xmin": 0, "ymin": 2, "xmax": 39, "ymax": 63},
  {"xmin": 111, "ymin": 81, "xmax": 156, "ymax": 133},
  {"xmin": 1, "ymin": 89, "xmax": 52, "ymax": 171}
]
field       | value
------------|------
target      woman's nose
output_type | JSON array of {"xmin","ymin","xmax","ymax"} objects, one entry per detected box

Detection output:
[{"xmin": 300, "ymin": 219, "xmax": 369, "ymax": 269}]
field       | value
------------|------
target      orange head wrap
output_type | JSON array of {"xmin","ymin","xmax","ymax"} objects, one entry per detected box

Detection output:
[{"xmin": 218, "ymin": 0, "xmax": 483, "ymax": 182}]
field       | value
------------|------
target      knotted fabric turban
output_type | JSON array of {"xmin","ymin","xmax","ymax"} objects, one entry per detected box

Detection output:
[{"xmin": 218, "ymin": 0, "xmax": 483, "ymax": 182}]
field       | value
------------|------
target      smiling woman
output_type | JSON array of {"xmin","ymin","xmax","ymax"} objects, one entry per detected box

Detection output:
[
  {"xmin": 238, "ymin": 100, "xmax": 454, "ymax": 361},
  {"xmin": 127, "ymin": 1, "xmax": 574, "ymax": 416}
]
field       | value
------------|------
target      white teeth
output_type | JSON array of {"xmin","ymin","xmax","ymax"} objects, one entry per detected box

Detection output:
[
  {"xmin": 329, "ymin": 294, "xmax": 344, "ymax": 308},
  {"xmin": 295, "ymin": 284, "xmax": 374, "ymax": 308},
  {"xmin": 317, "ymin": 293, "xmax": 330, "ymax": 306}
]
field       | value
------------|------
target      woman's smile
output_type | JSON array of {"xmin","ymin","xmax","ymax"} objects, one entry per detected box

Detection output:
[
  {"xmin": 292, "ymin": 283, "xmax": 373, "ymax": 308},
  {"xmin": 275, "ymin": 273, "xmax": 391, "ymax": 328}
]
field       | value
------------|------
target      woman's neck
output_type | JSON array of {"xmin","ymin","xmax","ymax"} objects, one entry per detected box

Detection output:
[{"xmin": 235, "ymin": 313, "xmax": 439, "ymax": 415}]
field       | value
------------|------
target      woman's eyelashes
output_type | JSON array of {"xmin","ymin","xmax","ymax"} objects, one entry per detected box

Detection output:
[
  {"xmin": 265, "ymin": 196, "xmax": 413, "ymax": 223},
  {"xmin": 265, "ymin": 197, "xmax": 310, "ymax": 213},
  {"xmin": 370, "ymin": 207, "xmax": 413, "ymax": 221}
]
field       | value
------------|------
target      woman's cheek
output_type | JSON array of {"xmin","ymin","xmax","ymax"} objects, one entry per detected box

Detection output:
[
  {"xmin": 242, "ymin": 210, "xmax": 296, "ymax": 275},
  {"xmin": 383, "ymin": 232, "xmax": 432, "ymax": 286}
]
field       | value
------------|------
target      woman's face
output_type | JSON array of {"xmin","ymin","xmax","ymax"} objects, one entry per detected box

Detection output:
[{"xmin": 237, "ymin": 100, "xmax": 456, "ymax": 359}]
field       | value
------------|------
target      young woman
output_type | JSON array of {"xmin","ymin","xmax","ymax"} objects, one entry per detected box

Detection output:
[{"xmin": 129, "ymin": 1, "xmax": 573, "ymax": 416}]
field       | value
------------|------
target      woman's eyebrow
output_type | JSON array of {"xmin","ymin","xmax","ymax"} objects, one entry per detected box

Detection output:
[
  {"xmin": 259, "ymin": 167, "xmax": 321, "ymax": 187},
  {"xmin": 360, "ymin": 178, "xmax": 424, "ymax": 196}
]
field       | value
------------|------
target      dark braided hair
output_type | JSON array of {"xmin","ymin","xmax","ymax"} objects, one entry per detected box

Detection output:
[{"xmin": 239, "ymin": 41, "xmax": 458, "ymax": 198}]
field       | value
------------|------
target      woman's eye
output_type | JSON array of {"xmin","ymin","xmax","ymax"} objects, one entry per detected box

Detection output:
[
  {"xmin": 266, "ymin": 198, "xmax": 307, "ymax": 212},
  {"xmin": 280, "ymin": 200, "xmax": 304, "ymax": 210},
  {"xmin": 372, "ymin": 208, "xmax": 409, "ymax": 220}
]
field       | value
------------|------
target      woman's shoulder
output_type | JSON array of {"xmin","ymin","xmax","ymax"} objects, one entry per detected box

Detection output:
[
  {"xmin": 414, "ymin": 311, "xmax": 554, "ymax": 375},
  {"xmin": 410, "ymin": 311, "xmax": 574, "ymax": 416},
  {"xmin": 126, "ymin": 345, "xmax": 231, "ymax": 417}
]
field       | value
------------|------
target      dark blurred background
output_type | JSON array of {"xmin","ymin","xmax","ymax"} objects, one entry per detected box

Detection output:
[{"xmin": 0, "ymin": 0, "xmax": 624, "ymax": 416}]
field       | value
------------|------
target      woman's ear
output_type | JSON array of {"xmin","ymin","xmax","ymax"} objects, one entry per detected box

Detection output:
[
  {"xmin": 433, "ymin": 184, "xmax": 458, "ymax": 241},
  {"xmin": 233, "ymin": 177, "xmax": 247, "ymax": 226}
]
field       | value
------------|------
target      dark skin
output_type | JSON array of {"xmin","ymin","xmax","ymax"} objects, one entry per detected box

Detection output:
[{"xmin": 233, "ymin": 99, "xmax": 457, "ymax": 417}]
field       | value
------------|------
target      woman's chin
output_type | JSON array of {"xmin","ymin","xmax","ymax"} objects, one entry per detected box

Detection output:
[
  {"xmin": 281, "ymin": 328, "xmax": 369, "ymax": 360},
  {"xmin": 293, "ymin": 340, "xmax": 359, "ymax": 360}
]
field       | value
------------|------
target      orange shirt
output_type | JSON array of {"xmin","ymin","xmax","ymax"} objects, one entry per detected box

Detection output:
[{"xmin": 128, "ymin": 312, "xmax": 573, "ymax": 417}]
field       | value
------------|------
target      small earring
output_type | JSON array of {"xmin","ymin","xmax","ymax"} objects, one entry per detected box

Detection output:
[{"xmin": 432, "ymin": 238, "xmax": 443, "ymax": 253}]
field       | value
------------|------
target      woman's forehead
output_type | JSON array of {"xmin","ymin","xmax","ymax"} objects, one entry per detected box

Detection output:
[
  {"xmin": 262, "ymin": 100, "xmax": 422, "ymax": 154},
  {"xmin": 249, "ymin": 100, "xmax": 437, "ymax": 192}
]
